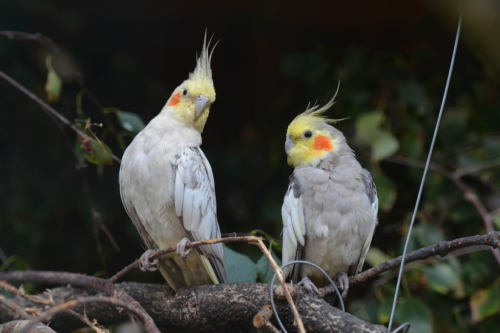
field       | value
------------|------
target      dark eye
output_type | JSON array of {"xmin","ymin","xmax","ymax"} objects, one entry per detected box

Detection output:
[
  {"xmin": 304, "ymin": 130, "xmax": 312, "ymax": 138},
  {"xmin": 183, "ymin": 89, "xmax": 188, "ymax": 96}
]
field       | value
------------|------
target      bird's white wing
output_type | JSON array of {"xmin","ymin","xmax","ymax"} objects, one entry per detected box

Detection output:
[
  {"xmin": 351, "ymin": 168, "xmax": 378, "ymax": 275},
  {"xmin": 172, "ymin": 147, "xmax": 228, "ymax": 283},
  {"xmin": 281, "ymin": 177, "xmax": 306, "ymax": 280}
]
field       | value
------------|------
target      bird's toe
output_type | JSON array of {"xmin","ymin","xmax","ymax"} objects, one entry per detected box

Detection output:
[
  {"xmin": 176, "ymin": 237, "xmax": 193, "ymax": 260},
  {"xmin": 139, "ymin": 248, "xmax": 159, "ymax": 272},
  {"xmin": 298, "ymin": 277, "xmax": 321, "ymax": 297}
]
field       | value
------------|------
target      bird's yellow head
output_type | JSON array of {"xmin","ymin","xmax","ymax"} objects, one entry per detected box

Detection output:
[
  {"xmin": 162, "ymin": 34, "xmax": 216, "ymax": 132},
  {"xmin": 285, "ymin": 93, "xmax": 347, "ymax": 168}
]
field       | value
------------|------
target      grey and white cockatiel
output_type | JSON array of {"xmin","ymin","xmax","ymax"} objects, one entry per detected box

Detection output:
[
  {"xmin": 119, "ymin": 35, "xmax": 228, "ymax": 291},
  {"xmin": 281, "ymin": 95, "xmax": 378, "ymax": 299}
]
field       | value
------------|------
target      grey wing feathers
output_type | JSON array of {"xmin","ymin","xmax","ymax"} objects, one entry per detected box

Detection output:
[
  {"xmin": 349, "ymin": 168, "xmax": 378, "ymax": 276},
  {"xmin": 281, "ymin": 176, "xmax": 306, "ymax": 280},
  {"xmin": 172, "ymin": 147, "xmax": 228, "ymax": 284}
]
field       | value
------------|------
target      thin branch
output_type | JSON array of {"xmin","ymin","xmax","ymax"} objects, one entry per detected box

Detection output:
[
  {"xmin": 0, "ymin": 31, "xmax": 106, "ymax": 113},
  {"xmin": 16, "ymin": 296, "xmax": 145, "ymax": 333},
  {"xmin": 348, "ymin": 231, "xmax": 500, "ymax": 286},
  {"xmin": 0, "ymin": 69, "xmax": 121, "ymax": 163},
  {"xmin": 0, "ymin": 272, "xmax": 160, "ymax": 333},
  {"xmin": 385, "ymin": 155, "xmax": 500, "ymax": 265},
  {"xmin": 453, "ymin": 157, "xmax": 500, "ymax": 178},
  {"xmin": 0, "ymin": 320, "xmax": 56, "ymax": 333},
  {"xmin": 0, "ymin": 297, "xmax": 31, "ymax": 320}
]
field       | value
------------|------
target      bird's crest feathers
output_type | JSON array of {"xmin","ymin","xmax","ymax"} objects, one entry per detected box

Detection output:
[
  {"xmin": 292, "ymin": 81, "xmax": 348, "ymax": 126},
  {"xmin": 189, "ymin": 32, "xmax": 217, "ymax": 86}
]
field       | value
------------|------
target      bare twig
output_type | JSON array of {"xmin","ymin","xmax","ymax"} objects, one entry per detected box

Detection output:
[
  {"xmin": 453, "ymin": 157, "xmax": 500, "ymax": 178},
  {"xmin": 0, "ymin": 320, "xmax": 56, "ymax": 333},
  {"xmin": 0, "ymin": 296, "xmax": 31, "ymax": 320},
  {"xmin": 385, "ymin": 155, "xmax": 500, "ymax": 265},
  {"xmin": 0, "ymin": 31, "xmax": 106, "ymax": 113},
  {"xmin": 110, "ymin": 235, "xmax": 305, "ymax": 333},
  {"xmin": 253, "ymin": 306, "xmax": 273, "ymax": 329},
  {"xmin": 0, "ymin": 281, "xmax": 53, "ymax": 306},
  {"xmin": 16, "ymin": 296, "xmax": 145, "ymax": 333},
  {"xmin": 0, "ymin": 70, "xmax": 121, "ymax": 163},
  {"xmin": 350, "ymin": 231, "xmax": 500, "ymax": 285},
  {"xmin": 0, "ymin": 272, "xmax": 160, "ymax": 333}
]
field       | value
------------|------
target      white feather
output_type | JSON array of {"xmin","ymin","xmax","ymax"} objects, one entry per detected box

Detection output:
[
  {"xmin": 286, "ymin": 218, "xmax": 297, "ymax": 249},
  {"xmin": 291, "ymin": 207, "xmax": 305, "ymax": 245},
  {"xmin": 183, "ymin": 188, "xmax": 194, "ymax": 231},
  {"xmin": 174, "ymin": 171, "xmax": 184, "ymax": 217}
]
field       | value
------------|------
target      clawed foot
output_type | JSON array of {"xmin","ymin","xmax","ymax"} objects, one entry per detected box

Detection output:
[
  {"xmin": 139, "ymin": 248, "xmax": 159, "ymax": 272},
  {"xmin": 336, "ymin": 272, "xmax": 349, "ymax": 299},
  {"xmin": 176, "ymin": 237, "xmax": 192, "ymax": 260},
  {"xmin": 298, "ymin": 277, "xmax": 321, "ymax": 297}
]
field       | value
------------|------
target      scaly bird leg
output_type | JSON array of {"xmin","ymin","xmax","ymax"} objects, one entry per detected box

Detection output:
[
  {"xmin": 336, "ymin": 272, "xmax": 349, "ymax": 298},
  {"xmin": 139, "ymin": 248, "xmax": 159, "ymax": 272},
  {"xmin": 298, "ymin": 277, "xmax": 321, "ymax": 297},
  {"xmin": 176, "ymin": 237, "xmax": 192, "ymax": 260}
]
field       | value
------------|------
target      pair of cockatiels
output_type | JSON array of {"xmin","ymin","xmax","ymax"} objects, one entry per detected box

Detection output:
[{"xmin": 119, "ymin": 35, "xmax": 378, "ymax": 297}]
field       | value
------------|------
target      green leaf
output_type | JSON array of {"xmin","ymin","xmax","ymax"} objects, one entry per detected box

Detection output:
[
  {"xmin": 371, "ymin": 130, "xmax": 400, "ymax": 161},
  {"xmin": 372, "ymin": 173, "xmax": 397, "ymax": 212},
  {"xmin": 471, "ymin": 286, "xmax": 500, "ymax": 322},
  {"xmin": 394, "ymin": 298, "xmax": 433, "ymax": 333},
  {"xmin": 82, "ymin": 138, "xmax": 114, "ymax": 166},
  {"xmin": 256, "ymin": 249, "xmax": 282, "ymax": 283},
  {"xmin": 224, "ymin": 246, "xmax": 257, "ymax": 283},
  {"xmin": 412, "ymin": 223, "xmax": 445, "ymax": 248},
  {"xmin": 355, "ymin": 110, "xmax": 384, "ymax": 145},
  {"xmin": 116, "ymin": 110, "xmax": 145, "ymax": 134},
  {"xmin": 365, "ymin": 247, "xmax": 390, "ymax": 267},
  {"xmin": 45, "ymin": 54, "xmax": 62, "ymax": 104},
  {"xmin": 421, "ymin": 263, "xmax": 462, "ymax": 295}
]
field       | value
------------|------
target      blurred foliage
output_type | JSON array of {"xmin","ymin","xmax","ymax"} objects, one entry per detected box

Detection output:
[{"xmin": 1, "ymin": 1, "xmax": 500, "ymax": 332}]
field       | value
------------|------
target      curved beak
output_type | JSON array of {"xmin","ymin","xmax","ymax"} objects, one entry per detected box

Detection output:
[
  {"xmin": 285, "ymin": 134, "xmax": 295, "ymax": 154},
  {"xmin": 194, "ymin": 95, "xmax": 210, "ymax": 118}
]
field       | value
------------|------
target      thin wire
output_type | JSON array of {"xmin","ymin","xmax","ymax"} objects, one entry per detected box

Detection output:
[
  {"xmin": 270, "ymin": 260, "xmax": 345, "ymax": 333},
  {"xmin": 388, "ymin": 14, "xmax": 462, "ymax": 330},
  {"xmin": 392, "ymin": 322, "xmax": 411, "ymax": 333}
]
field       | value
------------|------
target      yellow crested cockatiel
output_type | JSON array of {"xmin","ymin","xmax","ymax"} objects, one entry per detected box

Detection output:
[
  {"xmin": 119, "ymin": 35, "xmax": 228, "ymax": 291},
  {"xmin": 281, "ymin": 92, "xmax": 378, "ymax": 299}
]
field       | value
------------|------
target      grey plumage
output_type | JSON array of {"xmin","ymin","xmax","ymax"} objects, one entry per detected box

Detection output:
[{"xmin": 282, "ymin": 111, "xmax": 378, "ymax": 291}]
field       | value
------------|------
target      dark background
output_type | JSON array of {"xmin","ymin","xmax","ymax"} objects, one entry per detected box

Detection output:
[{"xmin": 1, "ymin": 1, "xmax": 500, "ymax": 331}]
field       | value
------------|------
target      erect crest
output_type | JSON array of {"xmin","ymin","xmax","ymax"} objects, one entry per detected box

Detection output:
[
  {"xmin": 189, "ymin": 32, "xmax": 217, "ymax": 85},
  {"xmin": 294, "ymin": 81, "xmax": 348, "ymax": 125}
]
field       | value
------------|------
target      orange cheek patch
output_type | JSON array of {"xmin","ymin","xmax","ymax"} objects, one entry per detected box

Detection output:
[
  {"xmin": 313, "ymin": 136, "xmax": 333, "ymax": 151},
  {"xmin": 167, "ymin": 92, "xmax": 181, "ymax": 107}
]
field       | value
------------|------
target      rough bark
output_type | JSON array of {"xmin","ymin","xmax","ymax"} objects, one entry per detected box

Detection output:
[{"xmin": 0, "ymin": 282, "xmax": 388, "ymax": 333}]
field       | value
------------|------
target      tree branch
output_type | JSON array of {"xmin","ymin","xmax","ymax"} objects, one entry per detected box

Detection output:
[
  {"xmin": 0, "ymin": 70, "xmax": 121, "ymax": 163},
  {"xmin": 385, "ymin": 155, "xmax": 500, "ymax": 265},
  {"xmin": 0, "ymin": 272, "xmax": 159, "ymax": 333},
  {"xmin": 110, "ymin": 235, "xmax": 305, "ymax": 333},
  {"xmin": 0, "ymin": 282, "xmax": 389, "ymax": 333},
  {"xmin": 341, "ymin": 231, "xmax": 500, "ymax": 287}
]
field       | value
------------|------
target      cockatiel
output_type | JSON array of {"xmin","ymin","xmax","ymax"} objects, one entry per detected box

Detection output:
[
  {"xmin": 281, "ymin": 93, "xmax": 378, "ymax": 299},
  {"xmin": 119, "ymin": 35, "xmax": 228, "ymax": 291}
]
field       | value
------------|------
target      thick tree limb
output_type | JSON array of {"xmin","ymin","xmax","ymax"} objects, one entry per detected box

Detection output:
[{"xmin": 0, "ymin": 283, "xmax": 388, "ymax": 333}]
